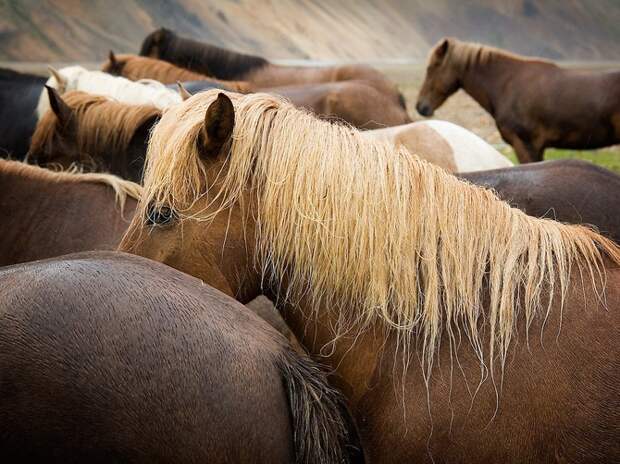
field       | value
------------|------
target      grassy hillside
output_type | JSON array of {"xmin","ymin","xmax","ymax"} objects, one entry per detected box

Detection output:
[{"xmin": 1, "ymin": 0, "xmax": 619, "ymax": 62}]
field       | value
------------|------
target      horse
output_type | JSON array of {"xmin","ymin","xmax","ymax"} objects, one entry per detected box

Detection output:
[
  {"xmin": 179, "ymin": 80, "xmax": 411, "ymax": 130},
  {"xmin": 459, "ymin": 159, "xmax": 620, "ymax": 243},
  {"xmin": 0, "ymin": 159, "xmax": 140, "ymax": 266},
  {"xmin": 416, "ymin": 38, "xmax": 620, "ymax": 163},
  {"xmin": 119, "ymin": 90, "xmax": 620, "ymax": 462},
  {"xmin": 29, "ymin": 87, "xmax": 160, "ymax": 182},
  {"xmin": 37, "ymin": 65, "xmax": 182, "ymax": 117},
  {"xmin": 0, "ymin": 68, "xmax": 46, "ymax": 159},
  {"xmin": 138, "ymin": 28, "xmax": 406, "ymax": 108},
  {"xmin": 0, "ymin": 251, "xmax": 359, "ymax": 463},
  {"xmin": 102, "ymin": 51, "xmax": 252, "ymax": 92},
  {"xmin": 364, "ymin": 119, "xmax": 512, "ymax": 171}
]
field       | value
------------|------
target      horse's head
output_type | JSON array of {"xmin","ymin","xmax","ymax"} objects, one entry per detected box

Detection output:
[
  {"xmin": 416, "ymin": 38, "xmax": 461, "ymax": 117},
  {"xmin": 28, "ymin": 86, "xmax": 87, "ymax": 167},
  {"xmin": 102, "ymin": 51, "xmax": 127, "ymax": 76},
  {"xmin": 119, "ymin": 91, "xmax": 260, "ymax": 299},
  {"xmin": 139, "ymin": 27, "xmax": 173, "ymax": 58},
  {"xmin": 29, "ymin": 87, "xmax": 159, "ymax": 182}
]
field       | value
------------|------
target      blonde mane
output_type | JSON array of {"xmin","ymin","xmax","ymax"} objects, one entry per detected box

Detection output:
[
  {"xmin": 1, "ymin": 159, "xmax": 142, "ymax": 212},
  {"xmin": 31, "ymin": 90, "xmax": 161, "ymax": 168},
  {"xmin": 104, "ymin": 54, "xmax": 252, "ymax": 92},
  {"xmin": 442, "ymin": 38, "xmax": 554, "ymax": 71},
  {"xmin": 140, "ymin": 90, "xmax": 619, "ymax": 376},
  {"xmin": 36, "ymin": 65, "xmax": 182, "ymax": 118}
]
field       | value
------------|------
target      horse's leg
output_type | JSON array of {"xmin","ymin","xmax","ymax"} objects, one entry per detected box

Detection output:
[{"xmin": 510, "ymin": 136, "xmax": 542, "ymax": 164}]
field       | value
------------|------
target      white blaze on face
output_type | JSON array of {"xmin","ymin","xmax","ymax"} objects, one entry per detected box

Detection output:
[{"xmin": 423, "ymin": 120, "xmax": 513, "ymax": 172}]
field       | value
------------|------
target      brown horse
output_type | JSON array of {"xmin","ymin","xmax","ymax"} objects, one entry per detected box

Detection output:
[
  {"xmin": 119, "ymin": 90, "xmax": 620, "ymax": 463},
  {"xmin": 180, "ymin": 80, "xmax": 411, "ymax": 130},
  {"xmin": 416, "ymin": 38, "xmax": 620, "ymax": 163},
  {"xmin": 29, "ymin": 87, "xmax": 159, "ymax": 182},
  {"xmin": 139, "ymin": 27, "xmax": 407, "ymax": 108},
  {"xmin": 0, "ymin": 251, "xmax": 358, "ymax": 463},
  {"xmin": 0, "ymin": 159, "xmax": 139, "ymax": 266},
  {"xmin": 102, "ymin": 51, "xmax": 252, "ymax": 92}
]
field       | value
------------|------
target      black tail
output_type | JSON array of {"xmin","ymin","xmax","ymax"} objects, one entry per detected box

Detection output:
[{"xmin": 278, "ymin": 349, "xmax": 364, "ymax": 464}]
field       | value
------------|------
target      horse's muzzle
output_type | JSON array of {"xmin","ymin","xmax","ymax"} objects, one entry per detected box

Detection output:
[{"xmin": 415, "ymin": 101, "xmax": 433, "ymax": 117}]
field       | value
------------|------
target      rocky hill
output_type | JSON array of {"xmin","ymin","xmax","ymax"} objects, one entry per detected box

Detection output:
[{"xmin": 1, "ymin": 0, "xmax": 619, "ymax": 62}]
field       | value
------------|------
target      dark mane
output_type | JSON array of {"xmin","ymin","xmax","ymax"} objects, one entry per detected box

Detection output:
[
  {"xmin": 139, "ymin": 28, "xmax": 269, "ymax": 80},
  {"xmin": 0, "ymin": 67, "xmax": 45, "ymax": 83}
]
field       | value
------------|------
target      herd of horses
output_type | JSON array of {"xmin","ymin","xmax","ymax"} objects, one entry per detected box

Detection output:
[{"xmin": 1, "ymin": 27, "xmax": 619, "ymax": 463}]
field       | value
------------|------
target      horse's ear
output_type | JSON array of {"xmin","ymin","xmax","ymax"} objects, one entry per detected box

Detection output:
[
  {"xmin": 47, "ymin": 66, "xmax": 67, "ymax": 88},
  {"xmin": 436, "ymin": 38, "xmax": 450, "ymax": 58},
  {"xmin": 200, "ymin": 93, "xmax": 235, "ymax": 158},
  {"xmin": 177, "ymin": 81, "xmax": 193, "ymax": 101},
  {"xmin": 46, "ymin": 85, "xmax": 73, "ymax": 127},
  {"xmin": 109, "ymin": 50, "xmax": 117, "ymax": 66}
]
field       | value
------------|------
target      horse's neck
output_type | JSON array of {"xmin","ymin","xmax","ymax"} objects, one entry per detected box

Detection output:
[
  {"xmin": 274, "ymin": 292, "xmax": 388, "ymax": 407},
  {"xmin": 460, "ymin": 54, "xmax": 516, "ymax": 117}
]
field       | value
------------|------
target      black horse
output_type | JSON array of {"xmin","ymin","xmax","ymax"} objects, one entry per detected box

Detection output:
[{"xmin": 0, "ymin": 68, "xmax": 46, "ymax": 159}]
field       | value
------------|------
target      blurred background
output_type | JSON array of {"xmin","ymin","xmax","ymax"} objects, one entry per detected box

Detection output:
[{"xmin": 1, "ymin": 0, "xmax": 619, "ymax": 169}]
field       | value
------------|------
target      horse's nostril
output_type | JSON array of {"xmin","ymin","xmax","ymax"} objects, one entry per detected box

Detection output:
[{"xmin": 416, "ymin": 102, "xmax": 432, "ymax": 117}]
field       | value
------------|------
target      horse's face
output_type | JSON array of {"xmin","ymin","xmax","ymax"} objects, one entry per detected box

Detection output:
[
  {"xmin": 416, "ymin": 39, "xmax": 460, "ymax": 117},
  {"xmin": 119, "ymin": 93, "xmax": 260, "ymax": 299}
]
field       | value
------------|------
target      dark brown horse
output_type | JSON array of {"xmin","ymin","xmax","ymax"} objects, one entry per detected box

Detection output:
[
  {"xmin": 139, "ymin": 27, "xmax": 406, "ymax": 108},
  {"xmin": 28, "ymin": 87, "xmax": 159, "ymax": 182},
  {"xmin": 416, "ymin": 38, "xmax": 620, "ymax": 163},
  {"xmin": 119, "ymin": 91, "xmax": 620, "ymax": 463},
  {"xmin": 0, "ymin": 159, "xmax": 139, "ymax": 266},
  {"xmin": 0, "ymin": 251, "xmax": 358, "ymax": 463}
]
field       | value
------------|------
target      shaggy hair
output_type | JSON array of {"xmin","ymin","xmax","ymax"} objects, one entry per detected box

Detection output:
[
  {"xmin": 36, "ymin": 66, "xmax": 181, "ymax": 118},
  {"xmin": 138, "ymin": 89, "xmax": 620, "ymax": 376},
  {"xmin": 2, "ymin": 159, "xmax": 141, "ymax": 212},
  {"xmin": 437, "ymin": 37, "xmax": 554, "ymax": 71},
  {"xmin": 31, "ymin": 90, "xmax": 161, "ymax": 169},
  {"xmin": 102, "ymin": 54, "xmax": 252, "ymax": 92}
]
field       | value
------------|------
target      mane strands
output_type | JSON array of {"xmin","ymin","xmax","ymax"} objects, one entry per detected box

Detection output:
[
  {"xmin": 444, "ymin": 39, "xmax": 555, "ymax": 70},
  {"xmin": 1, "ymin": 159, "xmax": 142, "ymax": 212},
  {"xmin": 141, "ymin": 90, "xmax": 620, "ymax": 377},
  {"xmin": 31, "ymin": 90, "xmax": 161, "ymax": 166}
]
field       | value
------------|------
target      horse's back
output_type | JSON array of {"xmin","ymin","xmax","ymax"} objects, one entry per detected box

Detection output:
[
  {"xmin": 0, "ymin": 252, "xmax": 294, "ymax": 462},
  {"xmin": 421, "ymin": 120, "xmax": 513, "ymax": 171}
]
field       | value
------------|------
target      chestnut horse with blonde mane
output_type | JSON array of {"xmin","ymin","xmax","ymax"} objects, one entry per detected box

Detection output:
[
  {"xmin": 119, "ymin": 90, "xmax": 620, "ymax": 462},
  {"xmin": 416, "ymin": 38, "xmax": 620, "ymax": 163},
  {"xmin": 139, "ymin": 28, "xmax": 407, "ymax": 108},
  {"xmin": 29, "ymin": 87, "xmax": 160, "ymax": 182}
]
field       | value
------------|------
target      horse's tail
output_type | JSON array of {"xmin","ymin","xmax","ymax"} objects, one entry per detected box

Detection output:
[{"xmin": 278, "ymin": 348, "xmax": 363, "ymax": 464}]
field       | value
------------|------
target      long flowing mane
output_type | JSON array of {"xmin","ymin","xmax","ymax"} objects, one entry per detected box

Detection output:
[
  {"xmin": 36, "ymin": 66, "xmax": 181, "ymax": 117},
  {"xmin": 442, "ymin": 38, "xmax": 555, "ymax": 71},
  {"xmin": 106, "ymin": 55, "xmax": 251, "ymax": 92},
  {"xmin": 31, "ymin": 90, "xmax": 161, "ymax": 167},
  {"xmin": 140, "ymin": 90, "xmax": 620, "ymax": 376},
  {"xmin": 1, "ymin": 159, "xmax": 142, "ymax": 211},
  {"xmin": 141, "ymin": 28, "xmax": 269, "ymax": 80}
]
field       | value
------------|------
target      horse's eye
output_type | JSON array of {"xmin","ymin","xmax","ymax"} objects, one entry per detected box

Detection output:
[{"xmin": 146, "ymin": 203, "xmax": 176, "ymax": 226}]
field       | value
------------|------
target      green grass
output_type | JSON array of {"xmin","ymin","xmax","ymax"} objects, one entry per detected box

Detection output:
[{"xmin": 501, "ymin": 147, "xmax": 620, "ymax": 174}]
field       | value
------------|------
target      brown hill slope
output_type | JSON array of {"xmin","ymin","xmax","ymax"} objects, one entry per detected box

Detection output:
[{"xmin": 1, "ymin": 0, "xmax": 619, "ymax": 62}]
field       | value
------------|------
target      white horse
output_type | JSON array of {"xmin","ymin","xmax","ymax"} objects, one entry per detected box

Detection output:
[
  {"xmin": 364, "ymin": 120, "xmax": 513, "ymax": 172},
  {"xmin": 36, "ymin": 66, "xmax": 182, "ymax": 118}
]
